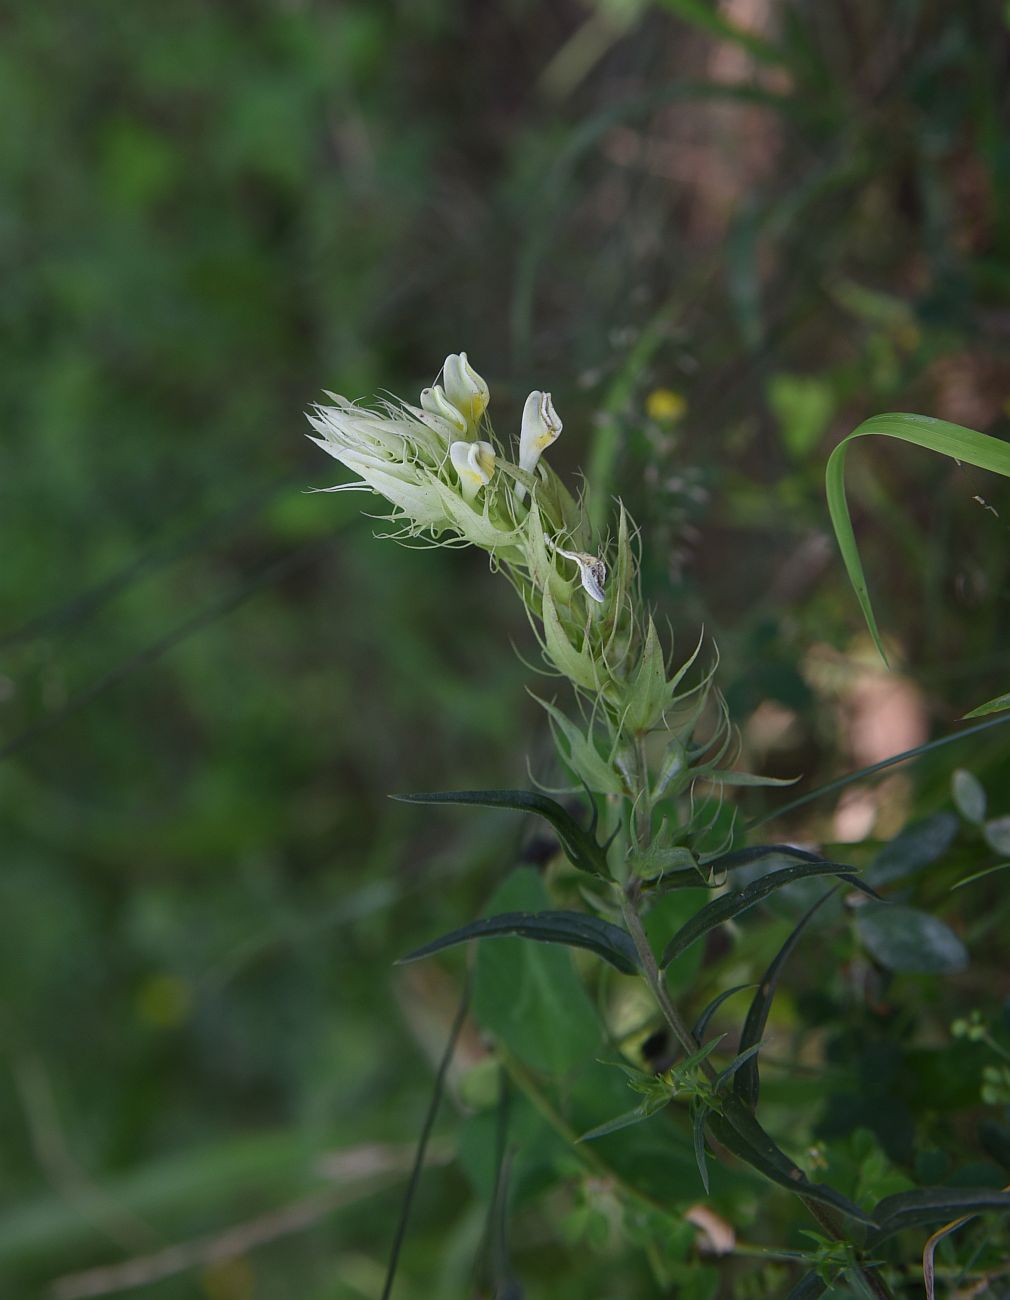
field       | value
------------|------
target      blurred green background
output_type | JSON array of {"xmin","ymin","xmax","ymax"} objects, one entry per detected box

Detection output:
[{"xmin": 2, "ymin": 1, "xmax": 1010, "ymax": 1297}]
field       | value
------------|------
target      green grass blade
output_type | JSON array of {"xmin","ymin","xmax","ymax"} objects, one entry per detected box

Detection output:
[
  {"xmin": 749, "ymin": 712, "xmax": 1010, "ymax": 830},
  {"xmin": 826, "ymin": 413, "xmax": 1010, "ymax": 662}
]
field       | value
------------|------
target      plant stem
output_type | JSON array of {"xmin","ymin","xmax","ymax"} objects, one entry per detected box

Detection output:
[{"xmin": 619, "ymin": 887, "xmax": 894, "ymax": 1299}]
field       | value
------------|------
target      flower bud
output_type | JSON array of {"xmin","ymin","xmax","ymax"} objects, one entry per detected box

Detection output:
[
  {"xmin": 449, "ymin": 439, "xmax": 496, "ymax": 503},
  {"xmin": 516, "ymin": 390, "xmax": 562, "ymax": 501},
  {"xmin": 442, "ymin": 352, "xmax": 489, "ymax": 430},
  {"xmin": 421, "ymin": 384, "xmax": 468, "ymax": 438}
]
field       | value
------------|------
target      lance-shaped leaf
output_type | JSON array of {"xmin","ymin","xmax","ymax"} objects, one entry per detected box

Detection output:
[
  {"xmin": 660, "ymin": 862, "xmax": 870, "ymax": 969},
  {"xmin": 394, "ymin": 789, "xmax": 609, "ymax": 878},
  {"xmin": 655, "ymin": 842, "xmax": 836, "ymax": 894},
  {"xmin": 734, "ymin": 889, "xmax": 838, "ymax": 1111},
  {"xmin": 398, "ymin": 909, "xmax": 640, "ymax": 976},
  {"xmin": 577, "ymin": 1104, "xmax": 659, "ymax": 1144},
  {"xmin": 868, "ymin": 1186, "xmax": 1010, "ymax": 1245},
  {"xmin": 964, "ymin": 691, "xmax": 1010, "ymax": 719},
  {"xmin": 785, "ymin": 1273, "xmax": 828, "ymax": 1299},
  {"xmin": 692, "ymin": 1100, "xmax": 711, "ymax": 1193},
  {"xmin": 708, "ymin": 1096, "xmax": 876, "ymax": 1226},
  {"xmin": 692, "ymin": 984, "xmax": 756, "ymax": 1040},
  {"xmin": 702, "ymin": 843, "xmax": 832, "ymax": 870}
]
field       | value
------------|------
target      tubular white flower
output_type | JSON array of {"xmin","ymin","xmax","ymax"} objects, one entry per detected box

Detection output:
[
  {"xmin": 516, "ymin": 390, "xmax": 562, "ymax": 501},
  {"xmin": 420, "ymin": 384, "xmax": 468, "ymax": 438},
  {"xmin": 449, "ymin": 439, "xmax": 496, "ymax": 504},
  {"xmin": 442, "ymin": 352, "xmax": 489, "ymax": 431},
  {"xmin": 551, "ymin": 542, "xmax": 607, "ymax": 604}
]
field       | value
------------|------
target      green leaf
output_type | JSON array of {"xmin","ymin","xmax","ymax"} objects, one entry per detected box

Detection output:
[
  {"xmin": 708, "ymin": 1098, "xmax": 877, "ymax": 1226},
  {"xmin": 471, "ymin": 870, "xmax": 603, "ymax": 1075},
  {"xmin": 855, "ymin": 903, "xmax": 968, "ymax": 974},
  {"xmin": 951, "ymin": 861, "xmax": 1010, "ymax": 891},
  {"xmin": 735, "ymin": 889, "xmax": 837, "ymax": 1111},
  {"xmin": 704, "ymin": 843, "xmax": 834, "ymax": 871},
  {"xmin": 865, "ymin": 812, "xmax": 959, "ymax": 886},
  {"xmin": 963, "ymin": 691, "xmax": 1010, "ymax": 719},
  {"xmin": 824, "ymin": 412, "xmax": 1010, "ymax": 662},
  {"xmin": 785, "ymin": 1274, "xmax": 828, "ymax": 1300},
  {"xmin": 399, "ymin": 909, "xmax": 640, "ymax": 976},
  {"xmin": 660, "ymin": 862, "xmax": 868, "ymax": 969},
  {"xmin": 394, "ymin": 788, "xmax": 609, "ymax": 878},
  {"xmin": 692, "ymin": 1101, "xmax": 710, "ymax": 1193},
  {"xmin": 715, "ymin": 1043, "xmax": 764, "ymax": 1093},
  {"xmin": 984, "ymin": 815, "xmax": 1010, "ymax": 855},
  {"xmin": 692, "ymin": 984, "xmax": 756, "ymax": 1040},
  {"xmin": 577, "ymin": 1105, "xmax": 656, "ymax": 1144},
  {"xmin": 952, "ymin": 769, "xmax": 987, "ymax": 825},
  {"xmin": 868, "ymin": 1186, "xmax": 1010, "ymax": 1245}
]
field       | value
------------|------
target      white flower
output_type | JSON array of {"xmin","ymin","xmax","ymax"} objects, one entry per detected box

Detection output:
[
  {"xmin": 516, "ymin": 390, "xmax": 562, "ymax": 501},
  {"xmin": 442, "ymin": 352, "xmax": 489, "ymax": 431},
  {"xmin": 551, "ymin": 542, "xmax": 607, "ymax": 604},
  {"xmin": 449, "ymin": 439, "xmax": 496, "ymax": 503},
  {"xmin": 420, "ymin": 384, "xmax": 468, "ymax": 438}
]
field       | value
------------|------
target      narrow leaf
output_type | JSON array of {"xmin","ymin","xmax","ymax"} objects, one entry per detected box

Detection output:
[
  {"xmin": 708, "ymin": 1099, "xmax": 876, "ymax": 1226},
  {"xmin": 577, "ymin": 1105, "xmax": 653, "ymax": 1144},
  {"xmin": 951, "ymin": 861, "xmax": 1010, "ymax": 891},
  {"xmin": 394, "ymin": 789, "xmax": 609, "ymax": 878},
  {"xmin": 735, "ymin": 889, "xmax": 838, "ymax": 1110},
  {"xmin": 660, "ymin": 862, "xmax": 867, "ymax": 969},
  {"xmin": 963, "ymin": 691, "xmax": 1010, "ymax": 719},
  {"xmin": 869, "ymin": 1186, "xmax": 1010, "ymax": 1245},
  {"xmin": 704, "ymin": 843, "xmax": 833, "ymax": 870},
  {"xmin": 825, "ymin": 412, "xmax": 1010, "ymax": 662},
  {"xmin": 692, "ymin": 984, "xmax": 756, "ymax": 1040},
  {"xmin": 399, "ymin": 910, "xmax": 640, "ymax": 976},
  {"xmin": 692, "ymin": 1102, "xmax": 710, "ymax": 1193},
  {"xmin": 715, "ymin": 1042, "xmax": 763, "ymax": 1093}
]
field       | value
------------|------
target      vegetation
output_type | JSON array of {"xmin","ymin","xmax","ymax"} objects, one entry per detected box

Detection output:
[{"xmin": 2, "ymin": 2, "xmax": 1010, "ymax": 1298}]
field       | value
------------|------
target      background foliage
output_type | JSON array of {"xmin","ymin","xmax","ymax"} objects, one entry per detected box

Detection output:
[{"xmin": 2, "ymin": 1, "xmax": 1010, "ymax": 1296}]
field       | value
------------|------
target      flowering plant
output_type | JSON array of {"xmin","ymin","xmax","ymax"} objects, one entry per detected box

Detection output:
[{"xmin": 308, "ymin": 354, "xmax": 1005, "ymax": 1299}]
